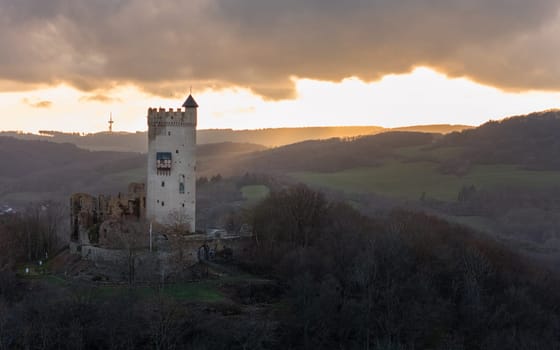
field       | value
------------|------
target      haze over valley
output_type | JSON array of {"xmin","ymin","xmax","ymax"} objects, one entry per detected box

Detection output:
[{"xmin": 2, "ymin": 110, "xmax": 560, "ymax": 267}]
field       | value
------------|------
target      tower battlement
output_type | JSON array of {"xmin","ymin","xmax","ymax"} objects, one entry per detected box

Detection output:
[{"xmin": 147, "ymin": 107, "xmax": 196, "ymax": 127}]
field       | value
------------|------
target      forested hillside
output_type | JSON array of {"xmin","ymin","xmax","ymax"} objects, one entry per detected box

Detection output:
[
  {"xmin": 2, "ymin": 110, "xmax": 559, "ymax": 204},
  {"xmin": 238, "ymin": 132, "xmax": 435, "ymax": 172},
  {"xmin": 440, "ymin": 110, "xmax": 560, "ymax": 170},
  {"xmin": 0, "ymin": 137, "xmax": 144, "ymax": 201},
  {"xmin": 0, "ymin": 137, "xmax": 140, "ymax": 178},
  {"xmin": 2, "ymin": 185, "xmax": 560, "ymax": 349},
  {"xmin": 233, "ymin": 110, "xmax": 560, "ymax": 174}
]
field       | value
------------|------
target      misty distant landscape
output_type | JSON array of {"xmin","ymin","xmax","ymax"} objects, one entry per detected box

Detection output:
[
  {"xmin": 0, "ymin": 124, "xmax": 471, "ymax": 152},
  {"xmin": 2, "ymin": 110, "xmax": 560, "ymax": 262},
  {"xmin": 3, "ymin": 110, "xmax": 560, "ymax": 348},
  {"xmin": 0, "ymin": 111, "xmax": 560, "ymax": 261}
]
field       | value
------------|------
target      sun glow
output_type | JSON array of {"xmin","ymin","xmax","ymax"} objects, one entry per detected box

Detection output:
[{"xmin": 1, "ymin": 67, "xmax": 559, "ymax": 133}]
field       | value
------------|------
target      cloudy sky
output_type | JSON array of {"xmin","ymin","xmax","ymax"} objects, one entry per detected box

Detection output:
[{"xmin": 1, "ymin": 0, "xmax": 559, "ymax": 132}]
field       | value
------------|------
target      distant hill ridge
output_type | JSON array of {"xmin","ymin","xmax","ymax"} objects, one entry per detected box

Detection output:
[
  {"xmin": 0, "ymin": 124, "xmax": 471, "ymax": 152},
  {"xmin": 232, "ymin": 109, "xmax": 560, "ymax": 173},
  {"xmin": 0, "ymin": 137, "xmax": 263, "ymax": 204},
  {"xmin": 1, "ymin": 110, "xmax": 558, "ymax": 204},
  {"xmin": 237, "ymin": 131, "xmax": 435, "ymax": 173},
  {"xmin": 441, "ymin": 109, "xmax": 560, "ymax": 170}
]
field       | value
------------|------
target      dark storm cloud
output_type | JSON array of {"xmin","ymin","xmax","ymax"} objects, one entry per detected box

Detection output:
[{"xmin": 0, "ymin": 0, "xmax": 559, "ymax": 99}]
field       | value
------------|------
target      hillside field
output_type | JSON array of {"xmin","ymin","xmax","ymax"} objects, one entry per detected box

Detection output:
[{"xmin": 291, "ymin": 161, "xmax": 560, "ymax": 201}]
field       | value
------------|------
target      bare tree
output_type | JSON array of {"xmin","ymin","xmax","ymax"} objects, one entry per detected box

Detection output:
[
  {"xmin": 1, "ymin": 201, "xmax": 66, "ymax": 265},
  {"xmin": 115, "ymin": 219, "xmax": 149, "ymax": 285},
  {"xmin": 0, "ymin": 221, "xmax": 22, "ymax": 269},
  {"xmin": 0, "ymin": 301, "xmax": 10, "ymax": 350},
  {"xmin": 149, "ymin": 298, "xmax": 184, "ymax": 350}
]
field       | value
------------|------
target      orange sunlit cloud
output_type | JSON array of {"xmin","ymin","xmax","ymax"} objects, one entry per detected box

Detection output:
[
  {"xmin": 0, "ymin": 67, "xmax": 558, "ymax": 133},
  {"xmin": 1, "ymin": 0, "xmax": 560, "ymax": 132}
]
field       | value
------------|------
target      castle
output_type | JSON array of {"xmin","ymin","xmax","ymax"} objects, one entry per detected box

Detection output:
[
  {"xmin": 67, "ymin": 95, "xmax": 249, "ymax": 280},
  {"xmin": 71, "ymin": 94, "xmax": 198, "ymax": 239}
]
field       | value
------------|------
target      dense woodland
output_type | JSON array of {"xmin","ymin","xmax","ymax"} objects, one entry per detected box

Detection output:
[
  {"xmin": 1, "ymin": 185, "xmax": 560, "ymax": 349},
  {"xmin": 245, "ymin": 186, "xmax": 560, "ymax": 349},
  {"xmin": 440, "ymin": 110, "xmax": 560, "ymax": 170}
]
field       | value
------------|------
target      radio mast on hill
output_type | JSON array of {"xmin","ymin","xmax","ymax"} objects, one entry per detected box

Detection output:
[{"xmin": 108, "ymin": 113, "xmax": 114, "ymax": 133}]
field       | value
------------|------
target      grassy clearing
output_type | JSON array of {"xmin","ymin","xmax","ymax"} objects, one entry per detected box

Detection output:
[
  {"xmin": 161, "ymin": 281, "xmax": 225, "ymax": 302},
  {"xmin": 34, "ymin": 259, "xmax": 273, "ymax": 303},
  {"xmin": 95, "ymin": 281, "xmax": 225, "ymax": 302},
  {"xmin": 40, "ymin": 271, "xmax": 274, "ymax": 303},
  {"xmin": 241, "ymin": 185, "xmax": 270, "ymax": 203},
  {"xmin": 291, "ymin": 161, "xmax": 560, "ymax": 201},
  {"xmin": 43, "ymin": 274, "xmax": 68, "ymax": 286},
  {"xmin": 40, "ymin": 277, "xmax": 227, "ymax": 302}
]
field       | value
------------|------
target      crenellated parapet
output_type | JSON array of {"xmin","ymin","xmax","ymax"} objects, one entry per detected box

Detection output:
[{"xmin": 147, "ymin": 107, "xmax": 196, "ymax": 127}]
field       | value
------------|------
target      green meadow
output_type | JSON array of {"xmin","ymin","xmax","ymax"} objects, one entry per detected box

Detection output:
[
  {"xmin": 36, "ymin": 275, "xmax": 238, "ymax": 303},
  {"xmin": 291, "ymin": 161, "xmax": 560, "ymax": 201}
]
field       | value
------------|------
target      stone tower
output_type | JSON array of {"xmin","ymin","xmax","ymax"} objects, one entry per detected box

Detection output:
[{"xmin": 146, "ymin": 94, "xmax": 198, "ymax": 232}]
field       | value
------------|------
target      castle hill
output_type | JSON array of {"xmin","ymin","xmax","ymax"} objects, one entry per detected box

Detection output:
[
  {"xmin": 69, "ymin": 95, "xmax": 251, "ymax": 282},
  {"xmin": 2, "ymin": 1, "xmax": 560, "ymax": 349}
]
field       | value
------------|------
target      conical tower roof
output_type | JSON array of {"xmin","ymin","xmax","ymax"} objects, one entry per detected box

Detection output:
[{"xmin": 182, "ymin": 94, "xmax": 198, "ymax": 108}]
